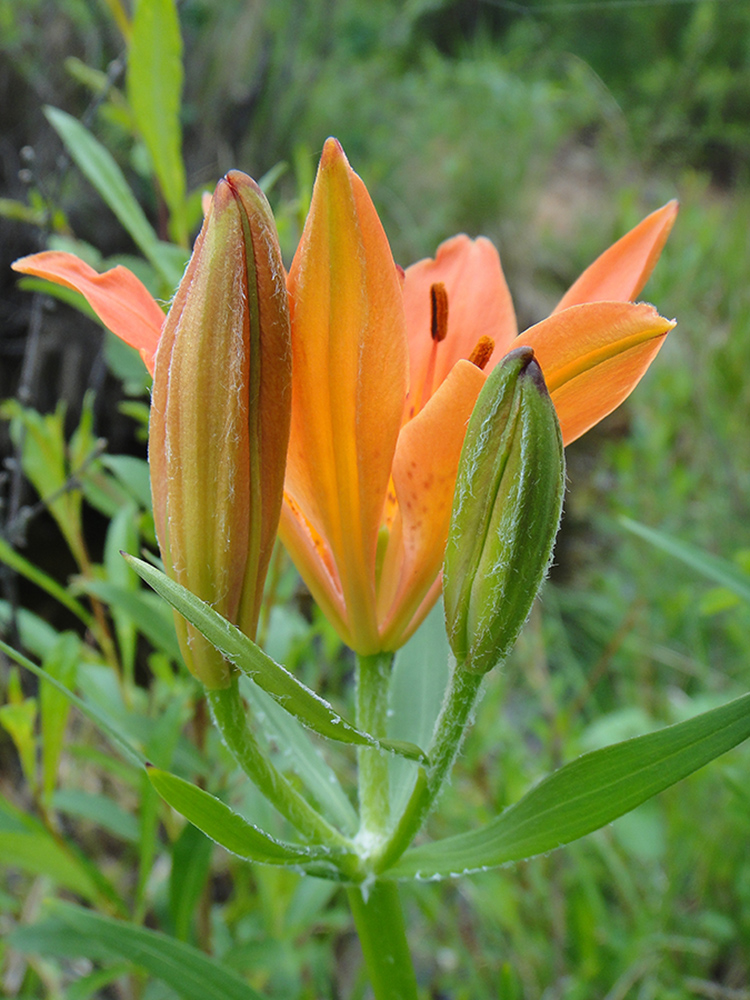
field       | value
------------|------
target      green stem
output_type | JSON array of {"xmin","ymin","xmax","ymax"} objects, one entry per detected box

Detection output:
[
  {"xmin": 356, "ymin": 651, "xmax": 393, "ymax": 842},
  {"xmin": 207, "ymin": 678, "xmax": 358, "ymax": 866},
  {"xmin": 375, "ymin": 663, "xmax": 484, "ymax": 873},
  {"xmin": 347, "ymin": 880, "xmax": 418, "ymax": 1000}
]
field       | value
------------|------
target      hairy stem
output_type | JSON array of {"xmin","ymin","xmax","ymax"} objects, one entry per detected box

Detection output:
[
  {"xmin": 347, "ymin": 880, "xmax": 418, "ymax": 1000},
  {"xmin": 356, "ymin": 651, "xmax": 393, "ymax": 844},
  {"xmin": 207, "ymin": 678, "xmax": 358, "ymax": 870}
]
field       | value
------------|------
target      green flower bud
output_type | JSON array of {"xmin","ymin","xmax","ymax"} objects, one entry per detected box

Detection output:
[
  {"xmin": 150, "ymin": 172, "xmax": 292, "ymax": 689},
  {"xmin": 443, "ymin": 346, "xmax": 565, "ymax": 674}
]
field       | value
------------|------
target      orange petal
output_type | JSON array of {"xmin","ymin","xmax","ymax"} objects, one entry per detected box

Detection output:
[
  {"xmin": 395, "ymin": 573, "xmax": 444, "ymax": 650},
  {"xmin": 379, "ymin": 359, "xmax": 487, "ymax": 649},
  {"xmin": 403, "ymin": 235, "xmax": 517, "ymax": 412},
  {"xmin": 284, "ymin": 138, "xmax": 408, "ymax": 653},
  {"xmin": 554, "ymin": 200, "xmax": 678, "ymax": 312},
  {"xmin": 12, "ymin": 251, "xmax": 164, "ymax": 373},
  {"xmin": 278, "ymin": 496, "xmax": 352, "ymax": 648},
  {"xmin": 517, "ymin": 301, "xmax": 675, "ymax": 445}
]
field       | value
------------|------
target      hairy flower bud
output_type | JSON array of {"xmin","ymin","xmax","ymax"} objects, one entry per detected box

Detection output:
[
  {"xmin": 149, "ymin": 172, "xmax": 292, "ymax": 688},
  {"xmin": 443, "ymin": 346, "xmax": 565, "ymax": 674}
]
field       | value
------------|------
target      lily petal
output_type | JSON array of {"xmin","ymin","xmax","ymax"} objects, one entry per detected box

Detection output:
[
  {"xmin": 518, "ymin": 301, "xmax": 675, "ymax": 444},
  {"xmin": 12, "ymin": 251, "xmax": 164, "ymax": 372},
  {"xmin": 402, "ymin": 235, "xmax": 517, "ymax": 413},
  {"xmin": 380, "ymin": 359, "xmax": 487, "ymax": 649},
  {"xmin": 554, "ymin": 200, "xmax": 678, "ymax": 312},
  {"xmin": 278, "ymin": 495, "xmax": 352, "ymax": 648},
  {"xmin": 283, "ymin": 138, "xmax": 408, "ymax": 653}
]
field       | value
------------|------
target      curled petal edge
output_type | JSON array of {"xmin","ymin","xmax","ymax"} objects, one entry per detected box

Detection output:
[{"xmin": 12, "ymin": 251, "xmax": 164, "ymax": 373}]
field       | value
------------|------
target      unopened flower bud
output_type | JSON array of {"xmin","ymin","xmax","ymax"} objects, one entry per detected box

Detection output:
[
  {"xmin": 150, "ymin": 172, "xmax": 292, "ymax": 689},
  {"xmin": 443, "ymin": 347, "xmax": 564, "ymax": 674}
]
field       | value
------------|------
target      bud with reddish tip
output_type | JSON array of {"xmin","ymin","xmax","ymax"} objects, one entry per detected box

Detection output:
[
  {"xmin": 149, "ymin": 172, "xmax": 292, "ymax": 689},
  {"xmin": 443, "ymin": 347, "xmax": 565, "ymax": 674}
]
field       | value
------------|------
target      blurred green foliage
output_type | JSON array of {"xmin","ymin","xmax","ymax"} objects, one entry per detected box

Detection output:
[{"xmin": 2, "ymin": 0, "xmax": 750, "ymax": 997}]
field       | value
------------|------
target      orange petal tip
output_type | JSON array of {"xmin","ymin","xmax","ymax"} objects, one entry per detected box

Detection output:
[{"xmin": 322, "ymin": 136, "xmax": 345, "ymax": 158}]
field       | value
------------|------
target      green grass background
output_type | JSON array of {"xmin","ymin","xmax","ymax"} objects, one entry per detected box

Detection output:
[{"xmin": 2, "ymin": 0, "xmax": 750, "ymax": 997}]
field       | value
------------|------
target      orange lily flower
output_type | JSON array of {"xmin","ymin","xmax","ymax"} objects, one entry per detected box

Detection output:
[
  {"xmin": 12, "ymin": 139, "xmax": 676, "ymax": 657},
  {"xmin": 278, "ymin": 140, "xmax": 675, "ymax": 654}
]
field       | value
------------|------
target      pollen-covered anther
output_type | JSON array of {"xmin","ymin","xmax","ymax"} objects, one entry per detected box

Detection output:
[
  {"xmin": 468, "ymin": 336, "xmax": 495, "ymax": 371},
  {"xmin": 430, "ymin": 282, "xmax": 449, "ymax": 342}
]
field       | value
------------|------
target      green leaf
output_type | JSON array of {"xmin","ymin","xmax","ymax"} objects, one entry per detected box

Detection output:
[
  {"xmin": 0, "ymin": 698, "xmax": 37, "ymax": 788},
  {"xmin": 74, "ymin": 661, "xmax": 207, "ymax": 777},
  {"xmin": 0, "ymin": 535, "xmax": 93, "ymax": 628},
  {"xmin": 389, "ymin": 602, "xmax": 451, "ymax": 817},
  {"xmin": 0, "ymin": 791, "xmax": 39, "ymax": 833},
  {"xmin": 12, "ymin": 901, "xmax": 267, "ymax": 1000},
  {"xmin": 135, "ymin": 771, "xmax": 160, "ymax": 919},
  {"xmin": 0, "ymin": 829, "xmax": 101, "ymax": 901},
  {"xmin": 282, "ymin": 877, "xmax": 339, "ymax": 937},
  {"xmin": 101, "ymin": 454, "xmax": 153, "ymax": 511},
  {"xmin": 79, "ymin": 579, "xmax": 181, "ymax": 662},
  {"xmin": 45, "ymin": 105, "xmax": 157, "ymax": 257},
  {"xmin": 125, "ymin": 554, "xmax": 428, "ymax": 764},
  {"xmin": 66, "ymin": 965, "xmax": 133, "ymax": 1000},
  {"xmin": 52, "ymin": 789, "xmax": 140, "ymax": 843},
  {"xmin": 0, "ymin": 638, "xmax": 146, "ymax": 770},
  {"xmin": 0, "ymin": 196, "xmax": 47, "ymax": 225},
  {"xmin": 169, "ymin": 821, "xmax": 213, "ymax": 941},
  {"xmin": 0, "ymin": 600, "xmax": 60, "ymax": 661},
  {"xmin": 104, "ymin": 505, "xmax": 140, "ymax": 681},
  {"xmin": 620, "ymin": 516, "xmax": 750, "ymax": 604},
  {"xmin": 44, "ymin": 106, "xmax": 180, "ymax": 287},
  {"xmin": 0, "ymin": 399, "xmax": 86, "ymax": 566},
  {"xmin": 148, "ymin": 767, "xmax": 341, "ymax": 872},
  {"xmin": 40, "ymin": 633, "xmax": 80, "ymax": 802},
  {"xmin": 128, "ymin": 0, "xmax": 187, "ymax": 244},
  {"xmin": 247, "ymin": 680, "xmax": 358, "ymax": 835},
  {"xmin": 0, "ymin": 399, "xmax": 65, "ymax": 501},
  {"xmin": 386, "ymin": 691, "xmax": 750, "ymax": 879}
]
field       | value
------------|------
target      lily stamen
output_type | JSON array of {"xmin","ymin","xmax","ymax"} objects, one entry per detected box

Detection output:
[
  {"xmin": 468, "ymin": 336, "xmax": 495, "ymax": 371},
  {"xmin": 418, "ymin": 282, "xmax": 449, "ymax": 415},
  {"xmin": 430, "ymin": 282, "xmax": 449, "ymax": 342}
]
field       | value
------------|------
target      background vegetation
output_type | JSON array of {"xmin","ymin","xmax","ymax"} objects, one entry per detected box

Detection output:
[{"xmin": 1, "ymin": 0, "xmax": 750, "ymax": 997}]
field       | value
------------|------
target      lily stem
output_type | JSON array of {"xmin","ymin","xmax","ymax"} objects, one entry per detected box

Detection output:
[
  {"xmin": 355, "ymin": 651, "xmax": 393, "ymax": 841},
  {"xmin": 346, "ymin": 880, "xmax": 419, "ymax": 1000},
  {"xmin": 375, "ymin": 662, "xmax": 484, "ymax": 873},
  {"xmin": 207, "ymin": 678, "xmax": 357, "ymax": 866}
]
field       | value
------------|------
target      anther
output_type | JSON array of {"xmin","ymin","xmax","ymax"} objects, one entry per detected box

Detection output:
[
  {"xmin": 468, "ymin": 336, "xmax": 495, "ymax": 371},
  {"xmin": 430, "ymin": 282, "xmax": 449, "ymax": 342}
]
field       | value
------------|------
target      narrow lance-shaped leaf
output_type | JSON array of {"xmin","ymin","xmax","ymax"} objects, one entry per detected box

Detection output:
[
  {"xmin": 11, "ymin": 901, "xmax": 266, "ymax": 1000},
  {"xmin": 169, "ymin": 821, "xmax": 213, "ymax": 942},
  {"xmin": 249, "ymin": 682, "xmax": 359, "ymax": 835},
  {"xmin": 385, "ymin": 691, "xmax": 750, "ymax": 879},
  {"xmin": 125, "ymin": 554, "xmax": 427, "ymax": 764},
  {"xmin": 40, "ymin": 633, "xmax": 79, "ymax": 804},
  {"xmin": 44, "ymin": 107, "xmax": 172, "ymax": 282},
  {"xmin": 127, "ymin": 0, "xmax": 187, "ymax": 244},
  {"xmin": 0, "ymin": 638, "xmax": 146, "ymax": 770},
  {"xmin": 620, "ymin": 516, "xmax": 750, "ymax": 604},
  {"xmin": 0, "ymin": 531, "xmax": 92, "ymax": 627},
  {"xmin": 148, "ymin": 767, "xmax": 342, "ymax": 873},
  {"xmin": 0, "ymin": 829, "xmax": 103, "ymax": 903}
]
